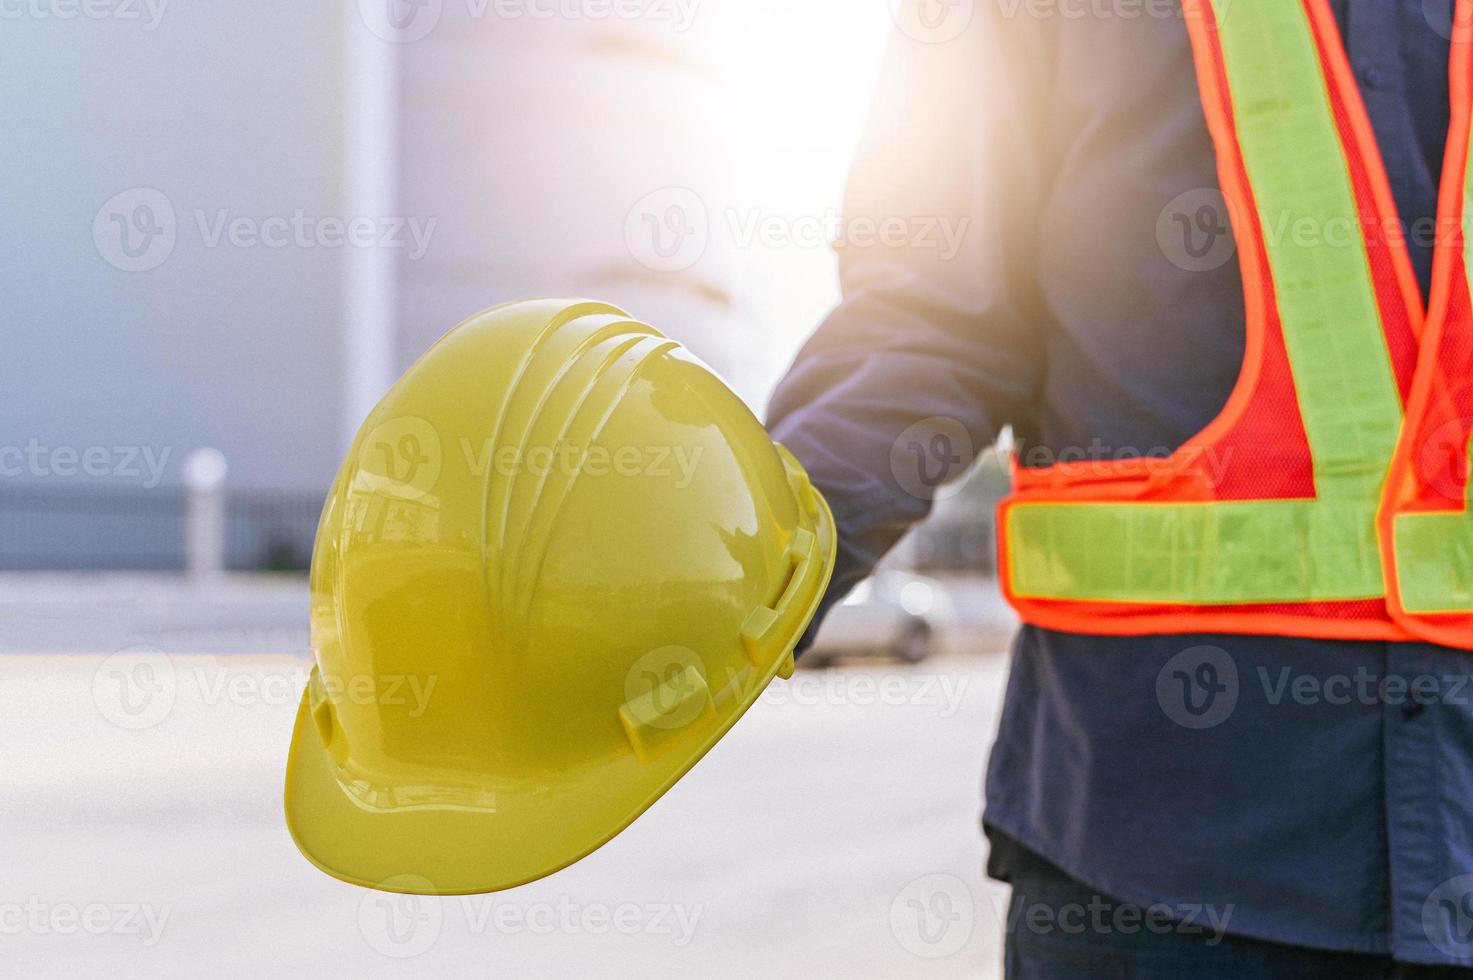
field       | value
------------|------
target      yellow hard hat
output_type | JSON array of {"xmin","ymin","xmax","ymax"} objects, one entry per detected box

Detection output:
[{"xmin": 284, "ymin": 299, "xmax": 835, "ymax": 895}]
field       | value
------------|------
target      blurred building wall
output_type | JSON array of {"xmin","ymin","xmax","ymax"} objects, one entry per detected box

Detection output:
[
  {"xmin": 0, "ymin": 0, "xmax": 893, "ymax": 570},
  {"xmin": 1, "ymin": 4, "xmax": 349, "ymax": 495},
  {"xmin": 390, "ymin": 0, "xmax": 894, "ymax": 405},
  {"xmin": 1, "ymin": 5, "xmax": 348, "ymax": 567},
  {"xmin": 394, "ymin": 8, "xmax": 747, "ymax": 393}
]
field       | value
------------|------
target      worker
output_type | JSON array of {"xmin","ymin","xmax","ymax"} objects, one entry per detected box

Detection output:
[{"xmin": 767, "ymin": 0, "xmax": 1473, "ymax": 975}]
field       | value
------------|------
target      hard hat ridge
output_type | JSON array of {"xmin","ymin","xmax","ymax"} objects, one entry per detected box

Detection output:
[{"xmin": 486, "ymin": 317, "xmax": 678, "ymax": 628}]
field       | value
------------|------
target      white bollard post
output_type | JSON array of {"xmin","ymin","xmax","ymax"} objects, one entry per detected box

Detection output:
[{"xmin": 184, "ymin": 448, "xmax": 228, "ymax": 580}]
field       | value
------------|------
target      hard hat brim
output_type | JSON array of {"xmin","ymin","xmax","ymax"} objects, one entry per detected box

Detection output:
[
  {"xmin": 285, "ymin": 647, "xmax": 780, "ymax": 895},
  {"xmin": 283, "ymin": 485, "xmax": 836, "ymax": 897}
]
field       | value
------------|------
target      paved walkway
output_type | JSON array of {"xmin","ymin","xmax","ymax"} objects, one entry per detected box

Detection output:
[{"xmin": 2, "ymin": 646, "xmax": 1012, "ymax": 978}]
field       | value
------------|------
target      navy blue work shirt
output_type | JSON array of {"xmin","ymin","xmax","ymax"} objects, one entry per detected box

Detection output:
[{"xmin": 767, "ymin": 1, "xmax": 1473, "ymax": 966}]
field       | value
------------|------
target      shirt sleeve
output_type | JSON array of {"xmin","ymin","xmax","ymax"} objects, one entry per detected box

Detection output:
[{"xmin": 766, "ymin": 4, "xmax": 1053, "ymax": 646}]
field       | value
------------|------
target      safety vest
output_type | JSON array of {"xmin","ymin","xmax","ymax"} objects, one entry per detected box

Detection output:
[{"xmin": 998, "ymin": 0, "xmax": 1473, "ymax": 650}]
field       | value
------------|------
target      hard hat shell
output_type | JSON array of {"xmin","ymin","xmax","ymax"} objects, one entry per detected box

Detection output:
[{"xmin": 284, "ymin": 299, "xmax": 835, "ymax": 895}]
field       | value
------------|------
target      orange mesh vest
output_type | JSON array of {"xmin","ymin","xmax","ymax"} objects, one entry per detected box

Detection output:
[{"xmin": 997, "ymin": 0, "xmax": 1473, "ymax": 650}]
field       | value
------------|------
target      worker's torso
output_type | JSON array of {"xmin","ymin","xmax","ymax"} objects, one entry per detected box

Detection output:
[
  {"xmin": 977, "ymin": 5, "xmax": 1473, "ymax": 964},
  {"xmin": 1000, "ymin": 0, "xmax": 1473, "ymax": 647},
  {"xmin": 1018, "ymin": 1, "xmax": 1449, "ymax": 462}
]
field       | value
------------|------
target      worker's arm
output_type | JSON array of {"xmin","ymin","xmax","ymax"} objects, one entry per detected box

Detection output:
[{"xmin": 768, "ymin": 5, "xmax": 1053, "ymax": 645}]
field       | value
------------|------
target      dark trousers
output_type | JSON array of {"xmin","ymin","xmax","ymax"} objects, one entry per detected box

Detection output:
[{"xmin": 1004, "ymin": 859, "xmax": 1473, "ymax": 979}]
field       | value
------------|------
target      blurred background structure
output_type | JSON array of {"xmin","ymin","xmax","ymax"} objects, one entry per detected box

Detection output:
[
  {"xmin": 0, "ymin": 0, "xmax": 1003, "ymax": 575},
  {"xmin": 1, "ymin": 6, "xmax": 1021, "ymax": 976}
]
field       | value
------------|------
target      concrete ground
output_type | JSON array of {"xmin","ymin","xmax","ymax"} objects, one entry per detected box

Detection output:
[{"xmin": 0, "ymin": 575, "xmax": 1016, "ymax": 978}]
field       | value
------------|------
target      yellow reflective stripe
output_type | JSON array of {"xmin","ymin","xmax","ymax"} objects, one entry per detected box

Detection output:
[
  {"xmin": 1218, "ymin": 4, "xmax": 1402, "ymax": 499},
  {"xmin": 1008, "ymin": 500, "xmax": 1383, "ymax": 603},
  {"xmin": 1389, "ymin": 117, "xmax": 1473, "ymax": 616},
  {"xmin": 1010, "ymin": 0, "xmax": 1402, "ymax": 605},
  {"xmin": 1394, "ymin": 508, "xmax": 1473, "ymax": 613}
]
